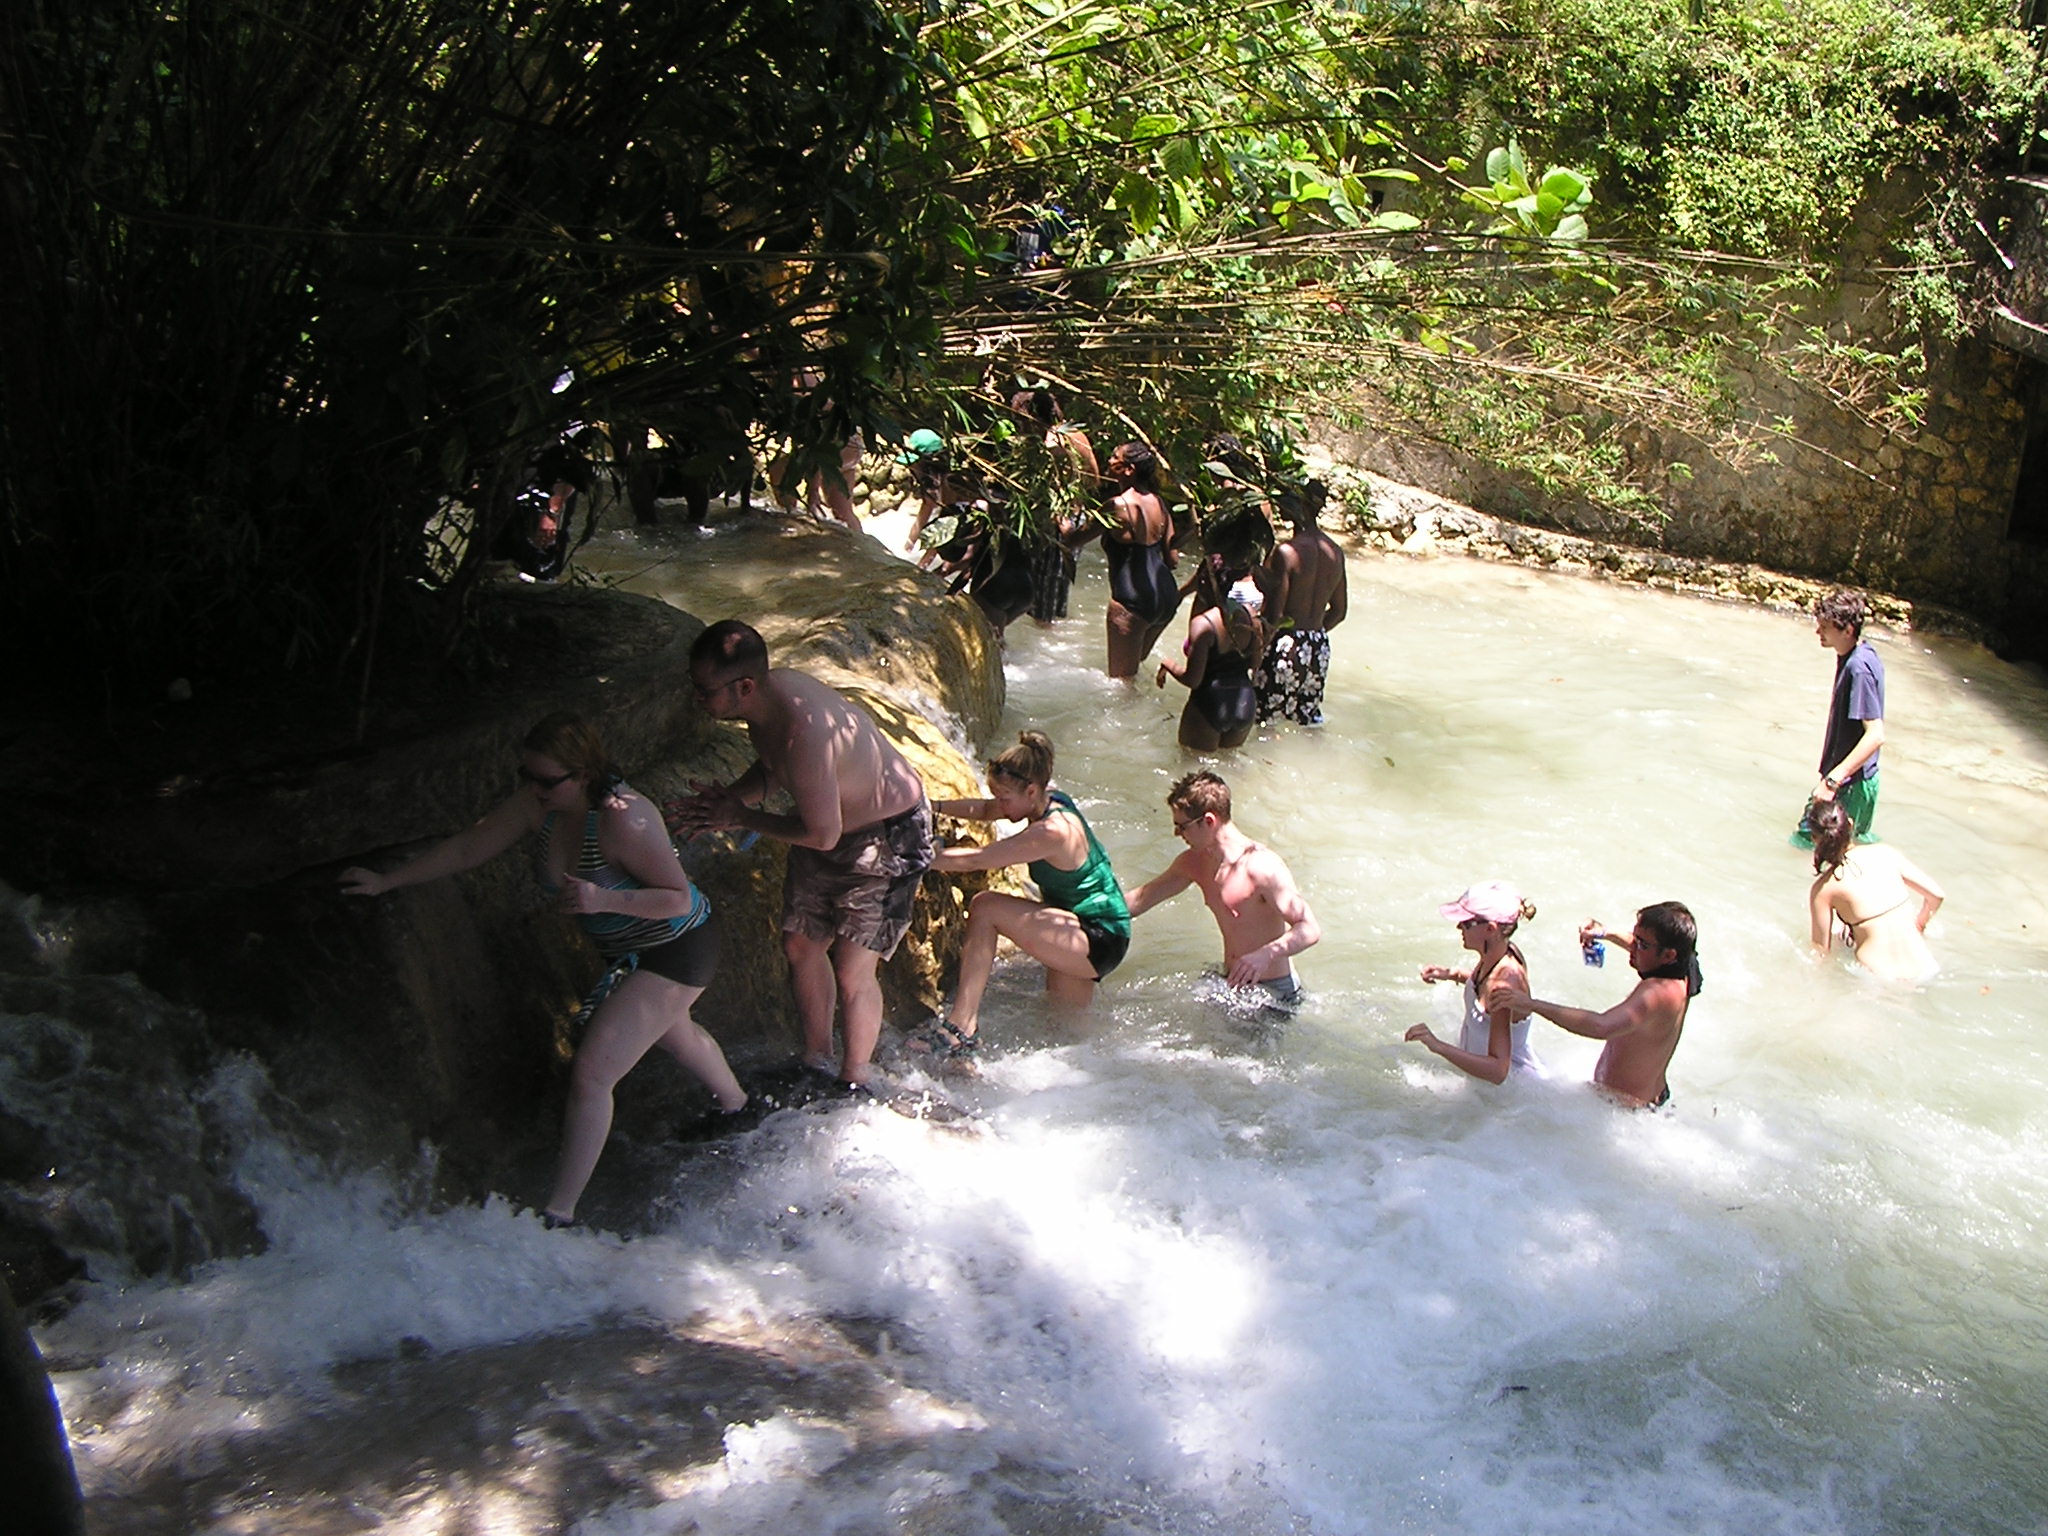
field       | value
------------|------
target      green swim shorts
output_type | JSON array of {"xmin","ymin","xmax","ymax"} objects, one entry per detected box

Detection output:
[{"xmin": 1791, "ymin": 771, "xmax": 1879, "ymax": 848}]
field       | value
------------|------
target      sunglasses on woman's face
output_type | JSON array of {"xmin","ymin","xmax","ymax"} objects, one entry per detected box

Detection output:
[{"xmin": 519, "ymin": 765, "xmax": 574, "ymax": 790}]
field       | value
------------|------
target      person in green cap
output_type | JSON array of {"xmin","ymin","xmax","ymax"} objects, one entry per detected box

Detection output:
[{"xmin": 897, "ymin": 430, "xmax": 979, "ymax": 556}]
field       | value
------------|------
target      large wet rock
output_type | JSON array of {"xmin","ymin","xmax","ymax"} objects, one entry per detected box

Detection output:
[{"xmin": 0, "ymin": 518, "xmax": 1006, "ymax": 1303}]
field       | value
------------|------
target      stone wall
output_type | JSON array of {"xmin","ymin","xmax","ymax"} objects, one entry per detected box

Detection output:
[{"xmin": 1316, "ymin": 313, "xmax": 2042, "ymax": 653}]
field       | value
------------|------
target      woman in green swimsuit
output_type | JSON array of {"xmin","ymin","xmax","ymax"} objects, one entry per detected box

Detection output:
[{"xmin": 920, "ymin": 730, "xmax": 1131, "ymax": 1059}]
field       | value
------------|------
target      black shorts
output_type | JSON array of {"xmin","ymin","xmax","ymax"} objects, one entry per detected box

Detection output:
[
  {"xmin": 630, "ymin": 915, "xmax": 720, "ymax": 989},
  {"xmin": 1079, "ymin": 914, "xmax": 1130, "ymax": 979}
]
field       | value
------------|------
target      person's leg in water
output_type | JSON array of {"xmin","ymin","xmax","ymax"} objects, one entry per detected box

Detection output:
[
  {"xmin": 931, "ymin": 892, "xmax": 1099, "ymax": 1049},
  {"xmin": 1177, "ymin": 694, "xmax": 1223, "ymax": 751},
  {"xmin": 816, "ymin": 436, "xmax": 864, "ymax": 531},
  {"xmin": 783, "ymin": 928, "xmax": 841, "ymax": 1075},
  {"xmin": 1106, "ymin": 598, "xmax": 1151, "ymax": 679},
  {"xmin": 544, "ymin": 970, "xmax": 745, "ymax": 1223},
  {"xmin": 830, "ymin": 939, "xmax": 887, "ymax": 1085}
]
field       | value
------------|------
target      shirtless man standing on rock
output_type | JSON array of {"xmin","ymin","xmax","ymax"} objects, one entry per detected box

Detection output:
[
  {"xmin": 1500, "ymin": 902, "xmax": 1699, "ymax": 1109},
  {"xmin": 1125, "ymin": 770, "xmax": 1320, "ymax": 1010},
  {"xmin": 672, "ymin": 620, "xmax": 932, "ymax": 1090},
  {"xmin": 1255, "ymin": 479, "xmax": 1347, "ymax": 727}
]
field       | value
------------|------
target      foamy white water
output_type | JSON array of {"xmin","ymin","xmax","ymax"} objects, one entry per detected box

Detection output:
[{"xmin": 33, "ymin": 543, "xmax": 2048, "ymax": 1534}]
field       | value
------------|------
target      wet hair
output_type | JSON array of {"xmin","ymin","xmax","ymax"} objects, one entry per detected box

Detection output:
[
  {"xmin": 1009, "ymin": 388, "xmax": 1061, "ymax": 428},
  {"xmin": 1111, "ymin": 441, "xmax": 1159, "ymax": 490},
  {"xmin": 522, "ymin": 713, "xmax": 623, "ymax": 802},
  {"xmin": 1636, "ymin": 901, "xmax": 1702, "ymax": 996},
  {"xmin": 1814, "ymin": 588, "xmax": 1867, "ymax": 639},
  {"xmin": 1218, "ymin": 587, "xmax": 1266, "ymax": 666},
  {"xmin": 690, "ymin": 619, "xmax": 769, "ymax": 680},
  {"xmin": 1809, "ymin": 800, "xmax": 1856, "ymax": 875},
  {"xmin": 989, "ymin": 729, "xmax": 1056, "ymax": 789},
  {"xmin": 1168, "ymin": 769, "xmax": 1231, "ymax": 823}
]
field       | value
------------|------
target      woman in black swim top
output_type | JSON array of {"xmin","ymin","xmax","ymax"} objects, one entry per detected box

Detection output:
[
  {"xmin": 1085, "ymin": 441, "xmax": 1180, "ymax": 678},
  {"xmin": 1157, "ymin": 572, "xmax": 1265, "ymax": 749}
]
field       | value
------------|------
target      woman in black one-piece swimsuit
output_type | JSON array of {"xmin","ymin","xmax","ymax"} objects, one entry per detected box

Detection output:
[
  {"xmin": 1087, "ymin": 442, "xmax": 1180, "ymax": 678},
  {"xmin": 1158, "ymin": 576, "xmax": 1264, "ymax": 750}
]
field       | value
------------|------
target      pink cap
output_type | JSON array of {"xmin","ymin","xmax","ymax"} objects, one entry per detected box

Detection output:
[{"xmin": 1439, "ymin": 881, "xmax": 1525, "ymax": 926}]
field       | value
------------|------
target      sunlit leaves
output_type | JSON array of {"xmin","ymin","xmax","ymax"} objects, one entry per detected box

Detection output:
[{"xmin": 1462, "ymin": 139, "xmax": 1597, "ymax": 246}]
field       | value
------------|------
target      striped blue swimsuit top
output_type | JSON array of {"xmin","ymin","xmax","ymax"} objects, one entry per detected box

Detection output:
[{"xmin": 538, "ymin": 803, "xmax": 709, "ymax": 958}]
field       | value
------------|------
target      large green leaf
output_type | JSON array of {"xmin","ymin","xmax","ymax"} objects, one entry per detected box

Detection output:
[
  {"xmin": 1133, "ymin": 112, "xmax": 1187, "ymax": 140},
  {"xmin": 1539, "ymin": 166, "xmax": 1591, "ymax": 209}
]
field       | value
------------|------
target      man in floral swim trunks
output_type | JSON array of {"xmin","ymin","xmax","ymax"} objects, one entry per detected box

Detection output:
[{"xmin": 1254, "ymin": 481, "xmax": 1347, "ymax": 726}]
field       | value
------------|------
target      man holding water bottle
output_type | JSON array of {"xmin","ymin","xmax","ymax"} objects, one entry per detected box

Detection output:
[
  {"xmin": 671, "ymin": 620, "xmax": 933, "ymax": 1091},
  {"xmin": 1501, "ymin": 902, "xmax": 1699, "ymax": 1109}
]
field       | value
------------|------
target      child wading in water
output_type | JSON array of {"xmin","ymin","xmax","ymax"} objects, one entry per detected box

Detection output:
[{"xmin": 1406, "ymin": 881, "xmax": 1544, "ymax": 1083}]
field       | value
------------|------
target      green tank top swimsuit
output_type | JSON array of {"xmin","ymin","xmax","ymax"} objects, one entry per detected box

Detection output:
[{"xmin": 1028, "ymin": 790, "xmax": 1131, "ymax": 978}]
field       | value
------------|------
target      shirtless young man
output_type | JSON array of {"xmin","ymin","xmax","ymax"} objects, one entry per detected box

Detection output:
[
  {"xmin": 1254, "ymin": 480, "xmax": 1347, "ymax": 727},
  {"xmin": 1123, "ymin": 770, "xmax": 1320, "ymax": 1007},
  {"xmin": 671, "ymin": 621, "xmax": 932, "ymax": 1088},
  {"xmin": 1499, "ymin": 902, "xmax": 1699, "ymax": 1109}
]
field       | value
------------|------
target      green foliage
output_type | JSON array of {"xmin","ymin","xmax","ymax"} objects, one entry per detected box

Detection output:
[
  {"xmin": 5, "ymin": 0, "xmax": 2036, "ymax": 705},
  {"xmin": 0, "ymin": 0, "xmax": 919, "ymax": 701},
  {"xmin": 1461, "ymin": 142, "xmax": 1595, "ymax": 245}
]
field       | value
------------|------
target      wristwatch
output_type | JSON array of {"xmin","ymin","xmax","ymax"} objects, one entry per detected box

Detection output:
[{"xmin": 1822, "ymin": 773, "xmax": 1840, "ymax": 790}]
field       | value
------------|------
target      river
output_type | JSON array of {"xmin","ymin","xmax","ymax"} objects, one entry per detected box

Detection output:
[{"xmin": 31, "ymin": 530, "xmax": 2048, "ymax": 1534}]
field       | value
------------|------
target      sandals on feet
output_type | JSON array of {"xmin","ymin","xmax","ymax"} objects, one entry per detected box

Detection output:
[{"xmin": 909, "ymin": 1016, "xmax": 979, "ymax": 1061}]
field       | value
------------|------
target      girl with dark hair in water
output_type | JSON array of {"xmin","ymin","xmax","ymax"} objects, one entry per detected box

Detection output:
[
  {"xmin": 341, "ymin": 713, "xmax": 747, "ymax": 1226},
  {"xmin": 1157, "ymin": 569, "xmax": 1265, "ymax": 750},
  {"xmin": 1807, "ymin": 800, "xmax": 1944, "ymax": 981}
]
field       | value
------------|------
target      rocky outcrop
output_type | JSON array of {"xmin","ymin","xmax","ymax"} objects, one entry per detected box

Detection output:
[{"xmin": 0, "ymin": 517, "xmax": 1006, "ymax": 1304}]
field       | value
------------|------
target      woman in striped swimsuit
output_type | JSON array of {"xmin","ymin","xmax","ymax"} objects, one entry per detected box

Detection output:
[{"xmin": 342, "ymin": 713, "xmax": 745, "ymax": 1227}]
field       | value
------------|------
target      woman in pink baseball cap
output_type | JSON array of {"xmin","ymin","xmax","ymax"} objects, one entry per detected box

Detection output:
[{"xmin": 1406, "ymin": 881, "xmax": 1545, "ymax": 1083}]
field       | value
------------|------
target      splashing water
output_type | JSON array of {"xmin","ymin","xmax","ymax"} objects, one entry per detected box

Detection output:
[{"xmin": 30, "ymin": 546, "xmax": 2048, "ymax": 1535}]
